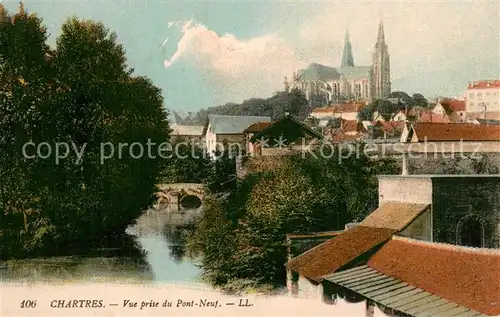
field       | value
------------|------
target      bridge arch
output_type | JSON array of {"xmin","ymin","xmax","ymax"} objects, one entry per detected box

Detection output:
[
  {"xmin": 180, "ymin": 195, "xmax": 202, "ymax": 209},
  {"xmin": 155, "ymin": 183, "xmax": 204, "ymax": 210}
]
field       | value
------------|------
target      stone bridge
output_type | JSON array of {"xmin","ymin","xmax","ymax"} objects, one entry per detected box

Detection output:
[{"xmin": 155, "ymin": 183, "xmax": 204, "ymax": 210}]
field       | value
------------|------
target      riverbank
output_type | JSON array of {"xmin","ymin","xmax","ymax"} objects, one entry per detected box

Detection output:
[{"xmin": 1, "ymin": 207, "xmax": 202, "ymax": 285}]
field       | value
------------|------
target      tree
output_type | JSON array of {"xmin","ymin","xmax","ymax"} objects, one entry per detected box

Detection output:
[
  {"xmin": 183, "ymin": 89, "xmax": 309, "ymax": 125},
  {"xmin": 358, "ymin": 103, "xmax": 375, "ymax": 121},
  {"xmin": 0, "ymin": 4, "xmax": 54, "ymax": 254},
  {"xmin": 359, "ymin": 99, "xmax": 396, "ymax": 121},
  {"xmin": 188, "ymin": 148, "xmax": 398, "ymax": 291},
  {"xmin": 412, "ymin": 93, "xmax": 428, "ymax": 108},
  {"xmin": 389, "ymin": 91, "xmax": 413, "ymax": 107},
  {"xmin": 0, "ymin": 6, "xmax": 171, "ymax": 257},
  {"xmin": 161, "ymin": 139, "xmax": 211, "ymax": 183}
]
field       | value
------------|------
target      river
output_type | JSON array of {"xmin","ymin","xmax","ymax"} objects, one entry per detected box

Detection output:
[
  {"xmin": 0, "ymin": 206, "xmax": 383, "ymax": 316},
  {"xmin": 0, "ymin": 205, "xmax": 202, "ymax": 284}
]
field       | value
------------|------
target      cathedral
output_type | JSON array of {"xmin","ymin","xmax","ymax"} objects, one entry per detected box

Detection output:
[{"xmin": 291, "ymin": 20, "xmax": 391, "ymax": 107}]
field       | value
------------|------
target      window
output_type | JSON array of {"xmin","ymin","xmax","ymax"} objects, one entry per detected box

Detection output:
[
  {"xmin": 355, "ymin": 83, "xmax": 361, "ymax": 98},
  {"xmin": 333, "ymin": 82, "xmax": 339, "ymax": 96}
]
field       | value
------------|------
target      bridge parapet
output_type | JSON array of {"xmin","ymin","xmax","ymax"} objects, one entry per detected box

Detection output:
[{"xmin": 155, "ymin": 183, "xmax": 204, "ymax": 209}]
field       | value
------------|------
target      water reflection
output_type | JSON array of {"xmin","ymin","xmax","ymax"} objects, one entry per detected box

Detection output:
[
  {"xmin": 0, "ymin": 205, "xmax": 201, "ymax": 284},
  {"xmin": 162, "ymin": 224, "xmax": 195, "ymax": 263}
]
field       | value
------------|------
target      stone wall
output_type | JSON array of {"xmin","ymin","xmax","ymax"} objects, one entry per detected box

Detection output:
[
  {"xmin": 378, "ymin": 176, "xmax": 433, "ymax": 205},
  {"xmin": 431, "ymin": 177, "xmax": 500, "ymax": 248},
  {"xmin": 406, "ymin": 152, "xmax": 500, "ymax": 175}
]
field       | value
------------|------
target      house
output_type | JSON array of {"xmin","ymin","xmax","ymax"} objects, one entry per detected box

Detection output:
[
  {"xmin": 309, "ymin": 101, "xmax": 366, "ymax": 121},
  {"xmin": 377, "ymin": 174, "xmax": 500, "ymax": 248},
  {"xmin": 432, "ymin": 98, "xmax": 466, "ymax": 122},
  {"xmin": 324, "ymin": 119, "xmax": 366, "ymax": 143},
  {"xmin": 286, "ymin": 174, "xmax": 500, "ymax": 316},
  {"xmin": 202, "ymin": 114, "xmax": 271, "ymax": 157},
  {"xmin": 243, "ymin": 121, "xmax": 272, "ymax": 155},
  {"xmin": 371, "ymin": 121, "xmax": 404, "ymax": 139},
  {"xmin": 324, "ymin": 237, "xmax": 500, "ymax": 317},
  {"xmin": 170, "ymin": 124, "xmax": 204, "ymax": 144},
  {"xmin": 309, "ymin": 106, "xmax": 337, "ymax": 120},
  {"xmin": 466, "ymin": 80, "xmax": 500, "ymax": 121},
  {"xmin": 401, "ymin": 122, "xmax": 500, "ymax": 143},
  {"xmin": 398, "ymin": 122, "xmax": 500, "ymax": 156},
  {"xmin": 391, "ymin": 109, "xmax": 407, "ymax": 122},
  {"xmin": 286, "ymin": 231, "xmax": 342, "ymax": 295},
  {"xmin": 331, "ymin": 101, "xmax": 366, "ymax": 121},
  {"xmin": 245, "ymin": 114, "xmax": 322, "ymax": 156},
  {"xmin": 417, "ymin": 109, "xmax": 452, "ymax": 123}
]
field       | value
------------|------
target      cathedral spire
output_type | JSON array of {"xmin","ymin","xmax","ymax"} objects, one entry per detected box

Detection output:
[
  {"xmin": 372, "ymin": 18, "xmax": 391, "ymax": 100},
  {"xmin": 377, "ymin": 18, "xmax": 385, "ymax": 43},
  {"xmin": 341, "ymin": 29, "xmax": 355, "ymax": 67}
]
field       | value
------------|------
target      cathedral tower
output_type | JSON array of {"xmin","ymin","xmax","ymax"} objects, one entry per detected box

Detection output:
[
  {"xmin": 372, "ymin": 19, "xmax": 391, "ymax": 99},
  {"xmin": 341, "ymin": 30, "xmax": 355, "ymax": 67}
]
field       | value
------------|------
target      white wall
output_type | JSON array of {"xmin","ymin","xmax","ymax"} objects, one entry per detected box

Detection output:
[
  {"xmin": 204, "ymin": 123, "xmax": 217, "ymax": 157},
  {"xmin": 378, "ymin": 176, "xmax": 433, "ymax": 205},
  {"xmin": 297, "ymin": 275, "xmax": 323, "ymax": 300},
  {"xmin": 466, "ymin": 87, "xmax": 500, "ymax": 113}
]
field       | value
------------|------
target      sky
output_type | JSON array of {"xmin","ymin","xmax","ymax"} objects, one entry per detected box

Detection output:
[{"xmin": 3, "ymin": 0, "xmax": 499, "ymax": 111}]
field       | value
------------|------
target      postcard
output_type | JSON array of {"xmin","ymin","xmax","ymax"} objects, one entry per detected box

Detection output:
[{"xmin": 1, "ymin": 1, "xmax": 499, "ymax": 316}]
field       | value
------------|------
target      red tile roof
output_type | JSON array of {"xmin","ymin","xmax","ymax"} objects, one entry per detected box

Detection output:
[
  {"xmin": 286, "ymin": 226, "xmax": 396, "ymax": 282},
  {"xmin": 417, "ymin": 110, "xmax": 451, "ymax": 123},
  {"xmin": 467, "ymin": 80, "xmax": 500, "ymax": 90},
  {"xmin": 311, "ymin": 107, "xmax": 336, "ymax": 114},
  {"xmin": 441, "ymin": 99, "xmax": 466, "ymax": 112},
  {"xmin": 373, "ymin": 121, "xmax": 404, "ymax": 132},
  {"xmin": 341, "ymin": 120, "xmax": 365, "ymax": 133},
  {"xmin": 243, "ymin": 121, "xmax": 272, "ymax": 133},
  {"xmin": 412, "ymin": 122, "xmax": 500, "ymax": 141},
  {"xmin": 329, "ymin": 133, "xmax": 363, "ymax": 143},
  {"xmin": 333, "ymin": 101, "xmax": 365, "ymax": 113},
  {"xmin": 368, "ymin": 237, "xmax": 500, "ymax": 316}
]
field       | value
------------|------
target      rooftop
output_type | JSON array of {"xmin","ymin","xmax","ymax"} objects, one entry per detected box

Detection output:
[
  {"xmin": 378, "ymin": 174, "xmax": 500, "ymax": 179},
  {"xmin": 367, "ymin": 236, "xmax": 500, "ymax": 315},
  {"xmin": 171, "ymin": 124, "xmax": 204, "ymax": 136},
  {"xmin": 438, "ymin": 99, "xmax": 466, "ymax": 112},
  {"xmin": 467, "ymin": 80, "xmax": 500, "ymax": 90},
  {"xmin": 417, "ymin": 111, "xmax": 451, "ymax": 123},
  {"xmin": 411, "ymin": 122, "xmax": 500, "ymax": 142},
  {"xmin": 312, "ymin": 107, "xmax": 336, "ymax": 114},
  {"xmin": 286, "ymin": 226, "xmax": 395, "ymax": 283},
  {"xmin": 359, "ymin": 202, "xmax": 430, "ymax": 231},
  {"xmin": 325, "ymin": 265, "xmax": 487, "ymax": 317},
  {"xmin": 203, "ymin": 114, "xmax": 271, "ymax": 135},
  {"xmin": 250, "ymin": 114, "xmax": 323, "ymax": 142},
  {"xmin": 243, "ymin": 121, "xmax": 272, "ymax": 134},
  {"xmin": 333, "ymin": 101, "xmax": 366, "ymax": 113}
]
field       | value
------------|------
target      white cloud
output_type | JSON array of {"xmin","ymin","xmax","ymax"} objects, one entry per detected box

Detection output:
[
  {"xmin": 165, "ymin": 1, "xmax": 499, "ymax": 104},
  {"xmin": 164, "ymin": 20, "xmax": 306, "ymax": 104}
]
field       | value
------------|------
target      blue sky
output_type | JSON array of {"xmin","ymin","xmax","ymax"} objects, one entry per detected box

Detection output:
[{"xmin": 3, "ymin": 1, "xmax": 499, "ymax": 111}]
